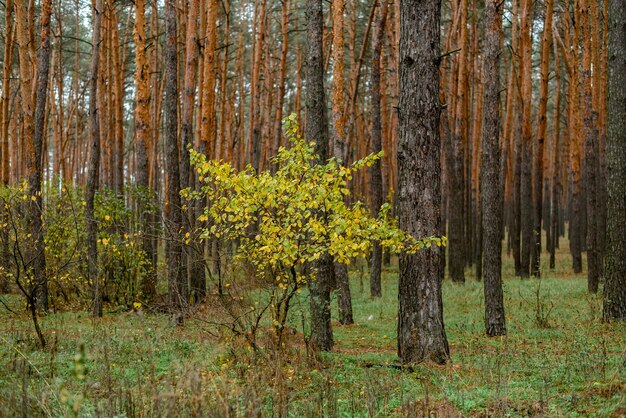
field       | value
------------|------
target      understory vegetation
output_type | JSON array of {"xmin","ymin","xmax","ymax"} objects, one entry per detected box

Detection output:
[{"xmin": 1, "ymin": 246, "xmax": 624, "ymax": 417}]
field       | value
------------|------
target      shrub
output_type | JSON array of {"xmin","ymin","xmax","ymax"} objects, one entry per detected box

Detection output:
[{"xmin": 185, "ymin": 114, "xmax": 445, "ymax": 347}]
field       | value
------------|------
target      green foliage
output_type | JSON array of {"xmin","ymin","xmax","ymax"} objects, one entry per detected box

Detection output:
[
  {"xmin": 0, "ymin": 181, "xmax": 85, "ymax": 299},
  {"xmin": 0, "ymin": 182, "xmax": 157, "ymax": 310},
  {"xmin": 44, "ymin": 183, "xmax": 87, "ymax": 302},
  {"xmin": 95, "ymin": 187, "xmax": 155, "ymax": 308}
]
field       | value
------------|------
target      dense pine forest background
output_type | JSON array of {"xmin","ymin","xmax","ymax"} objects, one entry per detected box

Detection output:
[{"xmin": 0, "ymin": 0, "xmax": 625, "ymax": 415}]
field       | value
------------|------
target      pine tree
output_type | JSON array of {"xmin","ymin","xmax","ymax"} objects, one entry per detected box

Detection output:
[{"xmin": 397, "ymin": 0, "xmax": 449, "ymax": 365}]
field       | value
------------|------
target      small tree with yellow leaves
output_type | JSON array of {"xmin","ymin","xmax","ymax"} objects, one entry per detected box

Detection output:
[{"xmin": 186, "ymin": 114, "xmax": 445, "ymax": 348}]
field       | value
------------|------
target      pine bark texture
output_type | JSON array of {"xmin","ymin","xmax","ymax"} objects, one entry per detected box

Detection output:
[
  {"xmin": 519, "ymin": 0, "xmax": 533, "ymax": 278},
  {"xmin": 30, "ymin": 0, "xmax": 53, "ymax": 312},
  {"xmin": 306, "ymin": 0, "xmax": 333, "ymax": 351},
  {"xmin": 565, "ymin": 11, "xmax": 584, "ymax": 274},
  {"xmin": 481, "ymin": 0, "xmax": 506, "ymax": 337},
  {"xmin": 181, "ymin": 0, "xmax": 206, "ymax": 303},
  {"xmin": 510, "ymin": 0, "xmax": 522, "ymax": 277},
  {"xmin": 86, "ymin": 0, "xmax": 103, "ymax": 317},
  {"xmin": 15, "ymin": 1, "xmax": 49, "ymax": 311},
  {"xmin": 550, "ymin": 32, "xmax": 562, "ymax": 271},
  {"xmin": 397, "ymin": 0, "xmax": 449, "ymax": 365},
  {"xmin": 331, "ymin": 0, "xmax": 354, "ymax": 325},
  {"xmin": 335, "ymin": 262, "xmax": 354, "ymax": 325},
  {"xmin": 0, "ymin": 0, "xmax": 12, "ymax": 188},
  {"xmin": 165, "ymin": 0, "xmax": 187, "ymax": 316},
  {"xmin": 448, "ymin": 0, "xmax": 468, "ymax": 284},
  {"xmin": 603, "ymin": 0, "xmax": 626, "ymax": 321},
  {"xmin": 531, "ymin": 0, "xmax": 554, "ymax": 277},
  {"xmin": 368, "ymin": 0, "xmax": 387, "ymax": 299},
  {"xmin": 579, "ymin": 1, "xmax": 600, "ymax": 293},
  {"xmin": 133, "ymin": 0, "xmax": 156, "ymax": 299}
]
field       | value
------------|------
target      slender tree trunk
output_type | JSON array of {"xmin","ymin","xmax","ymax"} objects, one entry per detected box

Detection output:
[
  {"xmin": 85, "ymin": 0, "xmax": 102, "ymax": 317},
  {"xmin": 249, "ymin": 0, "xmax": 266, "ymax": 170},
  {"xmin": 0, "ymin": 0, "xmax": 13, "ymax": 187},
  {"xmin": 397, "ymin": 0, "xmax": 449, "ymax": 365},
  {"xmin": 33, "ymin": 0, "xmax": 53, "ymax": 311},
  {"xmin": 603, "ymin": 0, "xmax": 626, "ymax": 321},
  {"xmin": 165, "ymin": 0, "xmax": 187, "ymax": 318},
  {"xmin": 200, "ymin": 0, "xmax": 217, "ymax": 155},
  {"xmin": 330, "ymin": 0, "xmax": 353, "ymax": 325},
  {"xmin": 368, "ymin": 0, "xmax": 387, "ymax": 299},
  {"xmin": 471, "ymin": 59, "xmax": 484, "ymax": 281},
  {"xmin": 133, "ymin": 0, "xmax": 156, "ymax": 299},
  {"xmin": 578, "ymin": 0, "xmax": 600, "ymax": 293},
  {"xmin": 550, "ymin": 30, "xmax": 562, "ymax": 271},
  {"xmin": 111, "ymin": 7, "xmax": 124, "ymax": 195},
  {"xmin": 181, "ymin": 0, "xmax": 205, "ymax": 303},
  {"xmin": 594, "ymin": 0, "xmax": 607, "ymax": 280},
  {"xmin": 0, "ymin": 0, "xmax": 15, "ymax": 294},
  {"xmin": 218, "ymin": 1, "xmax": 231, "ymax": 163},
  {"xmin": 531, "ymin": 0, "xmax": 553, "ymax": 277},
  {"xmin": 99, "ymin": 6, "xmax": 111, "ymax": 189},
  {"xmin": 519, "ymin": 0, "xmax": 533, "ymax": 278},
  {"xmin": 16, "ymin": 0, "xmax": 50, "ymax": 312},
  {"xmin": 306, "ymin": 0, "xmax": 333, "ymax": 351},
  {"xmin": 481, "ymin": 0, "xmax": 506, "ymax": 336},
  {"xmin": 560, "ymin": 4, "xmax": 583, "ymax": 274},
  {"xmin": 448, "ymin": 0, "xmax": 468, "ymax": 284},
  {"xmin": 510, "ymin": 0, "xmax": 522, "ymax": 276},
  {"xmin": 272, "ymin": 0, "xmax": 289, "ymax": 166}
]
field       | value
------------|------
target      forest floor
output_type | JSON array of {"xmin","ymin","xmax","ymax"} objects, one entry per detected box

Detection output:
[{"xmin": 1, "ymin": 244, "xmax": 625, "ymax": 417}]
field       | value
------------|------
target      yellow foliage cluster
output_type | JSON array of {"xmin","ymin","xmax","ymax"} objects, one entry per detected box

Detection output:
[{"xmin": 186, "ymin": 114, "xmax": 445, "ymax": 287}]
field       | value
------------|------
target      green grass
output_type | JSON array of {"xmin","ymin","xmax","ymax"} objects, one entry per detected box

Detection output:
[{"xmin": 1, "ymin": 245, "xmax": 625, "ymax": 417}]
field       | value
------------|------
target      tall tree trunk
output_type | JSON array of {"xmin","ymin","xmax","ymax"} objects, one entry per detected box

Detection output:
[
  {"xmin": 368, "ymin": 0, "xmax": 387, "ymax": 299},
  {"xmin": 481, "ymin": 0, "xmax": 506, "ymax": 336},
  {"xmin": 550, "ymin": 29, "xmax": 562, "ymax": 271},
  {"xmin": 272, "ymin": 0, "xmax": 289, "ymax": 165},
  {"xmin": 181, "ymin": 0, "xmax": 205, "ymax": 303},
  {"xmin": 0, "ymin": 0, "xmax": 13, "ymax": 187},
  {"xmin": 99, "ymin": 6, "xmax": 111, "ymax": 189},
  {"xmin": 330, "ymin": 0, "xmax": 353, "ymax": 326},
  {"xmin": 519, "ymin": 0, "xmax": 533, "ymax": 278},
  {"xmin": 578, "ymin": 0, "xmax": 600, "ymax": 293},
  {"xmin": 397, "ymin": 0, "xmax": 449, "ymax": 365},
  {"xmin": 594, "ymin": 0, "xmax": 608, "ymax": 280},
  {"xmin": 33, "ymin": 0, "xmax": 53, "ymax": 311},
  {"xmin": 133, "ymin": 0, "xmax": 156, "ymax": 299},
  {"xmin": 510, "ymin": 0, "xmax": 522, "ymax": 277},
  {"xmin": 249, "ymin": 0, "xmax": 267, "ymax": 170},
  {"xmin": 86, "ymin": 0, "xmax": 103, "ymax": 317},
  {"xmin": 531, "ymin": 0, "xmax": 553, "ymax": 277},
  {"xmin": 16, "ymin": 0, "xmax": 50, "ymax": 312},
  {"xmin": 306, "ymin": 0, "xmax": 333, "ymax": 351},
  {"xmin": 200, "ymin": 0, "xmax": 217, "ymax": 155},
  {"xmin": 471, "ymin": 58, "xmax": 484, "ymax": 281},
  {"xmin": 603, "ymin": 0, "xmax": 626, "ymax": 321},
  {"xmin": 559, "ymin": 3, "xmax": 583, "ymax": 273},
  {"xmin": 0, "ymin": 0, "xmax": 15, "ymax": 294},
  {"xmin": 165, "ymin": 0, "xmax": 187, "ymax": 318},
  {"xmin": 217, "ymin": 1, "xmax": 231, "ymax": 163},
  {"xmin": 111, "ymin": 7, "xmax": 124, "ymax": 195},
  {"xmin": 448, "ymin": 0, "xmax": 468, "ymax": 284}
]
